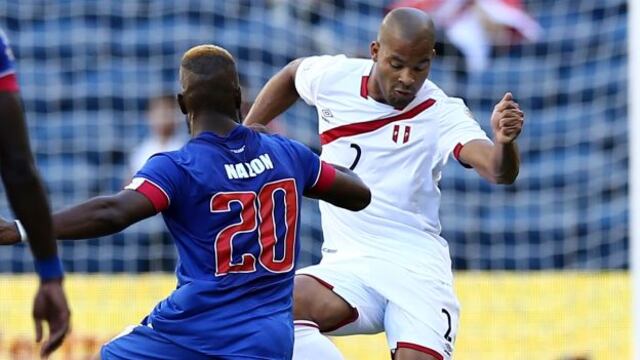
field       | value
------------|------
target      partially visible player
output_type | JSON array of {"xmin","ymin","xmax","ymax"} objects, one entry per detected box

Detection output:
[
  {"xmin": 0, "ymin": 28, "xmax": 70, "ymax": 358},
  {"xmin": 244, "ymin": 8, "xmax": 523, "ymax": 360},
  {"xmin": 0, "ymin": 44, "xmax": 371, "ymax": 359}
]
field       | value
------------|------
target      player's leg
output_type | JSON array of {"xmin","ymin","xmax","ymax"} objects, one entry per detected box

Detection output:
[
  {"xmin": 293, "ymin": 274, "xmax": 355, "ymax": 330},
  {"xmin": 99, "ymin": 324, "xmax": 210, "ymax": 360},
  {"xmin": 383, "ymin": 282, "xmax": 460, "ymax": 360},
  {"xmin": 293, "ymin": 260, "xmax": 387, "ymax": 360}
]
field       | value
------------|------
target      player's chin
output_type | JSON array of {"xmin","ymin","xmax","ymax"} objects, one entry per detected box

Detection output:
[{"xmin": 389, "ymin": 97, "xmax": 412, "ymax": 109}]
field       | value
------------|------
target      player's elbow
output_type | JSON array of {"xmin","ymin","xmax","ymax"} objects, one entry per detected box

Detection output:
[
  {"xmin": 494, "ymin": 170, "xmax": 519, "ymax": 185},
  {"xmin": 347, "ymin": 187, "xmax": 371, "ymax": 211}
]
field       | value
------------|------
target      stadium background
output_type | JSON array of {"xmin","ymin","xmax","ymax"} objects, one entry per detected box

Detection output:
[{"xmin": 0, "ymin": 1, "xmax": 629, "ymax": 359}]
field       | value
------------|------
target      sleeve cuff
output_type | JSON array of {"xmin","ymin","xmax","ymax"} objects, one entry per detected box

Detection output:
[
  {"xmin": 0, "ymin": 73, "xmax": 19, "ymax": 92},
  {"xmin": 125, "ymin": 177, "xmax": 170, "ymax": 212},
  {"xmin": 310, "ymin": 161, "xmax": 337, "ymax": 193},
  {"xmin": 453, "ymin": 143, "xmax": 473, "ymax": 169}
]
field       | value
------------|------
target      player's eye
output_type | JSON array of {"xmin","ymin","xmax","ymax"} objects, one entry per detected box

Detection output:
[
  {"xmin": 390, "ymin": 62, "xmax": 403, "ymax": 70},
  {"xmin": 414, "ymin": 62, "xmax": 430, "ymax": 72}
]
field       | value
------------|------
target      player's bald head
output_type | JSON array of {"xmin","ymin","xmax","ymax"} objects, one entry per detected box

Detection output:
[
  {"xmin": 178, "ymin": 44, "xmax": 241, "ymax": 116},
  {"xmin": 378, "ymin": 8, "xmax": 436, "ymax": 49},
  {"xmin": 368, "ymin": 8, "xmax": 437, "ymax": 109}
]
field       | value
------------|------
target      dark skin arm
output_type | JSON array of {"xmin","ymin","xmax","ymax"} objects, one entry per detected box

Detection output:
[
  {"xmin": 0, "ymin": 92, "xmax": 58, "ymax": 260},
  {"xmin": 0, "ymin": 190, "xmax": 156, "ymax": 244},
  {"xmin": 305, "ymin": 164, "xmax": 371, "ymax": 211},
  {"xmin": 244, "ymin": 58, "xmax": 303, "ymax": 127},
  {"xmin": 0, "ymin": 91, "xmax": 71, "ymax": 358},
  {"xmin": 49, "ymin": 190, "xmax": 155, "ymax": 240},
  {"xmin": 458, "ymin": 93, "xmax": 523, "ymax": 185}
]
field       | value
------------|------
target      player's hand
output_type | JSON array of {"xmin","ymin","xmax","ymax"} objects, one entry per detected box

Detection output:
[
  {"xmin": 33, "ymin": 278, "xmax": 71, "ymax": 358},
  {"xmin": 491, "ymin": 92, "xmax": 524, "ymax": 144},
  {"xmin": 0, "ymin": 217, "xmax": 21, "ymax": 245}
]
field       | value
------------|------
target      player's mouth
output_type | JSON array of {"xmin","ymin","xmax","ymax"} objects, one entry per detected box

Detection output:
[{"xmin": 393, "ymin": 88, "xmax": 412, "ymax": 96}]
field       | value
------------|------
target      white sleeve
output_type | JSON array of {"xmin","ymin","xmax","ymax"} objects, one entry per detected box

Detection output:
[
  {"xmin": 438, "ymin": 97, "xmax": 492, "ymax": 165},
  {"xmin": 294, "ymin": 55, "xmax": 346, "ymax": 106}
]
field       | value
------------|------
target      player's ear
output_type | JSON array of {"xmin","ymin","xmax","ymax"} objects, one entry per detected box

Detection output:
[
  {"xmin": 370, "ymin": 41, "xmax": 379, "ymax": 62},
  {"xmin": 177, "ymin": 93, "xmax": 188, "ymax": 115}
]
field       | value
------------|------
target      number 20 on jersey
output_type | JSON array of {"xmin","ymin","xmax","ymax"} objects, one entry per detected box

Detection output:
[{"xmin": 210, "ymin": 179, "xmax": 298, "ymax": 276}]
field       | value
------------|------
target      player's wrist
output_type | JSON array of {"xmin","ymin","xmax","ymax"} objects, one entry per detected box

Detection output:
[
  {"xmin": 34, "ymin": 255, "xmax": 65, "ymax": 281},
  {"xmin": 14, "ymin": 219, "xmax": 27, "ymax": 243}
]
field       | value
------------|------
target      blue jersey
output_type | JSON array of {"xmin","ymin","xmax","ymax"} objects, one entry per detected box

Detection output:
[
  {"xmin": 126, "ymin": 125, "xmax": 333, "ymax": 359},
  {"xmin": 0, "ymin": 29, "xmax": 19, "ymax": 91}
]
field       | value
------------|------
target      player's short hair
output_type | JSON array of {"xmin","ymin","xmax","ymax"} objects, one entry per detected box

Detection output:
[{"xmin": 179, "ymin": 44, "xmax": 240, "ymax": 114}]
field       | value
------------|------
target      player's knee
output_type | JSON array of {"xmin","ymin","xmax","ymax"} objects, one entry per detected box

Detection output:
[{"xmin": 293, "ymin": 275, "xmax": 353, "ymax": 328}]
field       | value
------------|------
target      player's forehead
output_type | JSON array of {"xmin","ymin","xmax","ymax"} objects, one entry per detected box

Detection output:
[{"xmin": 380, "ymin": 35, "xmax": 433, "ymax": 62}]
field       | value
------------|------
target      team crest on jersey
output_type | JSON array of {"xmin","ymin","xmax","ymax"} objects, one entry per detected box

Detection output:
[{"xmin": 392, "ymin": 125, "xmax": 411, "ymax": 144}]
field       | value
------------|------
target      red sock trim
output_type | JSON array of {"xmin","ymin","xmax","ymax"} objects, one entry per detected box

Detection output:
[{"xmin": 294, "ymin": 320, "xmax": 319, "ymax": 329}]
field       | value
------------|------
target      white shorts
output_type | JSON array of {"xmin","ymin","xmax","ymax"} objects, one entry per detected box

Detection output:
[{"xmin": 297, "ymin": 256, "xmax": 460, "ymax": 360}]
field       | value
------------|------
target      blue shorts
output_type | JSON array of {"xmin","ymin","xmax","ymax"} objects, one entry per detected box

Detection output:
[{"xmin": 101, "ymin": 325, "xmax": 211, "ymax": 360}]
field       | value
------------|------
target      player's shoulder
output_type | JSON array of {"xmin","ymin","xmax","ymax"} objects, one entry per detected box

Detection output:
[
  {"xmin": 257, "ymin": 131, "xmax": 305, "ymax": 153},
  {"xmin": 420, "ymin": 79, "xmax": 468, "ymax": 112},
  {"xmin": 301, "ymin": 54, "xmax": 370, "ymax": 78},
  {"xmin": 0, "ymin": 28, "xmax": 16, "ymax": 78}
]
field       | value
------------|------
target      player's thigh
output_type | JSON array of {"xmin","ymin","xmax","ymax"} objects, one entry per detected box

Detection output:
[
  {"xmin": 100, "ymin": 324, "xmax": 209, "ymax": 360},
  {"xmin": 296, "ymin": 260, "xmax": 386, "ymax": 335},
  {"xmin": 384, "ymin": 283, "xmax": 460, "ymax": 360}
]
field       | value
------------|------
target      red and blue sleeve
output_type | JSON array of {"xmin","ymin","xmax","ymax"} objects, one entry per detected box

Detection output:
[
  {"xmin": 124, "ymin": 154, "xmax": 183, "ymax": 212},
  {"xmin": 290, "ymin": 140, "xmax": 336, "ymax": 193},
  {"xmin": 0, "ymin": 30, "xmax": 19, "ymax": 92}
]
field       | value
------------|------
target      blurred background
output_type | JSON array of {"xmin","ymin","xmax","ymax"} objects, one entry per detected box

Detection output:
[{"xmin": 0, "ymin": 0, "xmax": 629, "ymax": 359}]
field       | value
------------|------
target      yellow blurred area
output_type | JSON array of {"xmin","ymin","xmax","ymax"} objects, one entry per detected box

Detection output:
[{"xmin": 0, "ymin": 272, "xmax": 629, "ymax": 360}]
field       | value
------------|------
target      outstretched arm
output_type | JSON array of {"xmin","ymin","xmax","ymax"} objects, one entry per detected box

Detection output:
[
  {"xmin": 0, "ymin": 190, "xmax": 156, "ymax": 244},
  {"xmin": 244, "ymin": 58, "xmax": 303, "ymax": 126},
  {"xmin": 51, "ymin": 190, "xmax": 157, "ymax": 239},
  {"xmin": 458, "ymin": 92, "xmax": 523, "ymax": 184}
]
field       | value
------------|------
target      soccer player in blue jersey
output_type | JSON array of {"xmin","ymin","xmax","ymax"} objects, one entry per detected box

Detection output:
[
  {"xmin": 0, "ymin": 44, "xmax": 371, "ymax": 359},
  {"xmin": 0, "ymin": 29, "xmax": 70, "ymax": 358}
]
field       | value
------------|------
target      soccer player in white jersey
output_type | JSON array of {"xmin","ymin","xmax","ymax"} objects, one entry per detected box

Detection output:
[{"xmin": 245, "ymin": 8, "xmax": 523, "ymax": 360}]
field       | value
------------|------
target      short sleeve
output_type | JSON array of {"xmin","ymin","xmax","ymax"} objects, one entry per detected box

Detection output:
[
  {"xmin": 287, "ymin": 139, "xmax": 336, "ymax": 193},
  {"xmin": 438, "ymin": 97, "xmax": 492, "ymax": 167},
  {"xmin": 295, "ymin": 55, "xmax": 346, "ymax": 106},
  {"xmin": 124, "ymin": 154, "xmax": 184, "ymax": 212},
  {"xmin": 0, "ymin": 29, "xmax": 18, "ymax": 92}
]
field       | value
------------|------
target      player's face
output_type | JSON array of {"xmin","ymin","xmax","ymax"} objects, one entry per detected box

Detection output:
[{"xmin": 371, "ymin": 37, "xmax": 435, "ymax": 109}]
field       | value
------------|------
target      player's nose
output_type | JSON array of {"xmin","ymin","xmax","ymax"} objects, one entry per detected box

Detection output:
[{"xmin": 397, "ymin": 69, "xmax": 416, "ymax": 88}]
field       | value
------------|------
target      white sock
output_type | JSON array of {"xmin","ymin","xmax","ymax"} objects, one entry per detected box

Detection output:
[{"xmin": 292, "ymin": 320, "xmax": 344, "ymax": 360}]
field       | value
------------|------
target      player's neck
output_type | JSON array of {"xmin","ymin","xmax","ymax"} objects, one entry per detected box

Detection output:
[
  {"xmin": 189, "ymin": 109, "xmax": 240, "ymax": 138},
  {"xmin": 366, "ymin": 67, "xmax": 387, "ymax": 105}
]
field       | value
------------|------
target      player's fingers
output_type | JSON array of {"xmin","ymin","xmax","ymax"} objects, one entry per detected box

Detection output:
[
  {"xmin": 34, "ymin": 318, "xmax": 43, "ymax": 343},
  {"xmin": 40, "ymin": 321, "xmax": 69, "ymax": 358},
  {"xmin": 495, "ymin": 100, "xmax": 519, "ymax": 113},
  {"xmin": 499, "ymin": 117, "xmax": 523, "ymax": 128}
]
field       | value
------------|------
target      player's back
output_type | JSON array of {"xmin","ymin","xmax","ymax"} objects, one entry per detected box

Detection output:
[{"xmin": 129, "ymin": 125, "xmax": 323, "ymax": 358}]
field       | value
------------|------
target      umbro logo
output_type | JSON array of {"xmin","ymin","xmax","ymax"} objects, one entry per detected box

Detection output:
[{"xmin": 321, "ymin": 109, "xmax": 333, "ymax": 118}]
